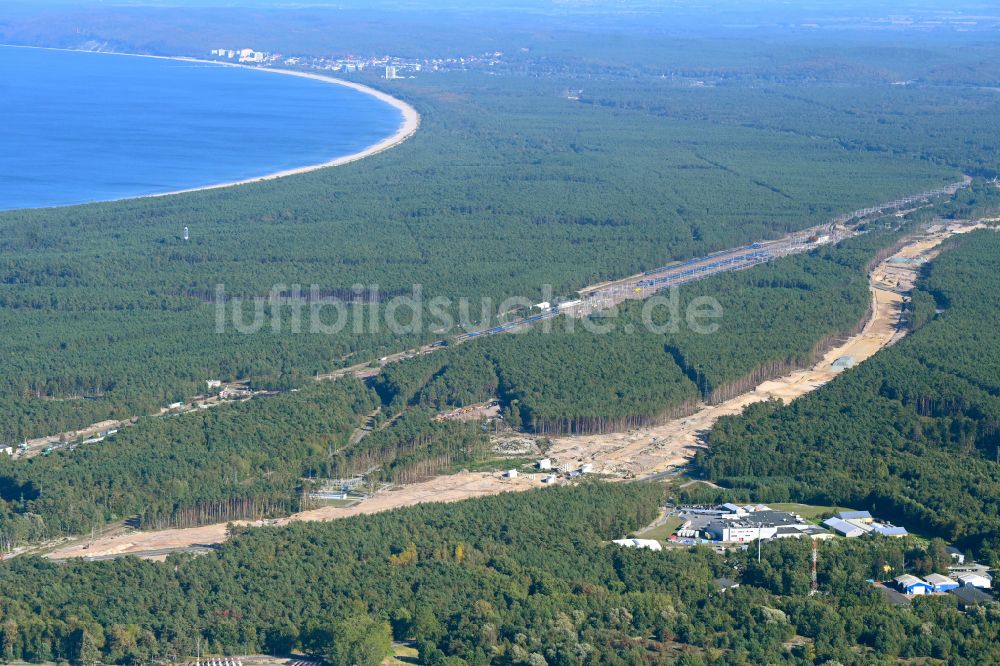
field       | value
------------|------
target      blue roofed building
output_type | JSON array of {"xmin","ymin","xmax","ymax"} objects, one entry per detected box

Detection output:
[
  {"xmin": 895, "ymin": 574, "xmax": 933, "ymax": 595},
  {"xmin": 925, "ymin": 573, "xmax": 959, "ymax": 592}
]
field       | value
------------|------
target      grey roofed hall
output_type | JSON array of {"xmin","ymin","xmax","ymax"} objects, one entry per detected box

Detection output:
[
  {"xmin": 835, "ymin": 510, "xmax": 872, "ymax": 521},
  {"xmin": 714, "ymin": 577, "xmax": 740, "ymax": 591},
  {"xmin": 831, "ymin": 356, "xmax": 855, "ymax": 369},
  {"xmin": 950, "ymin": 586, "xmax": 994, "ymax": 608},
  {"xmin": 823, "ymin": 517, "xmax": 864, "ymax": 536},
  {"xmin": 872, "ymin": 524, "xmax": 908, "ymax": 536},
  {"xmin": 876, "ymin": 584, "xmax": 911, "ymax": 606}
]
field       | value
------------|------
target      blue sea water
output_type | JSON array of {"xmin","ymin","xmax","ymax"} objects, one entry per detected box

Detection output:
[{"xmin": 0, "ymin": 46, "xmax": 404, "ymax": 211}]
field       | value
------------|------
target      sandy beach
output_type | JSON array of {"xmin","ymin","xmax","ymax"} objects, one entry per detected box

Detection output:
[
  {"xmin": 1, "ymin": 45, "xmax": 421, "ymax": 200},
  {"xmin": 141, "ymin": 60, "xmax": 421, "ymax": 198}
]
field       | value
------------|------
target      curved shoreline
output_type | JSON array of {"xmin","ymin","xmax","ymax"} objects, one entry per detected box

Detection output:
[{"xmin": 0, "ymin": 44, "xmax": 421, "ymax": 205}]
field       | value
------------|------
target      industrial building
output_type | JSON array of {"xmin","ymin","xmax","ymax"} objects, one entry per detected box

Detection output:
[
  {"xmin": 673, "ymin": 504, "xmax": 910, "ymax": 544},
  {"xmin": 835, "ymin": 510, "xmax": 873, "ymax": 523},
  {"xmin": 822, "ymin": 511, "xmax": 907, "ymax": 538},
  {"xmin": 677, "ymin": 505, "xmax": 828, "ymax": 543},
  {"xmin": 951, "ymin": 586, "xmax": 995, "ymax": 611},
  {"xmin": 704, "ymin": 518, "xmax": 828, "ymax": 542},
  {"xmin": 924, "ymin": 573, "xmax": 959, "ymax": 592},
  {"xmin": 875, "ymin": 584, "xmax": 912, "ymax": 607},
  {"xmin": 957, "ymin": 572, "xmax": 992, "ymax": 589},
  {"xmin": 823, "ymin": 517, "xmax": 866, "ymax": 538},
  {"xmin": 895, "ymin": 574, "xmax": 933, "ymax": 595},
  {"xmin": 872, "ymin": 524, "xmax": 908, "ymax": 537}
]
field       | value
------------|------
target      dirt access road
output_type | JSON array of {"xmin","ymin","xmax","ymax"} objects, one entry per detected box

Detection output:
[
  {"xmin": 43, "ymin": 223, "xmax": 985, "ymax": 561},
  {"xmin": 541, "ymin": 223, "xmax": 986, "ymax": 479}
]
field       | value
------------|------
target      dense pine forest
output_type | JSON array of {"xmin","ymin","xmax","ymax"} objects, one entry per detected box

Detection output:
[
  {"xmin": 697, "ymin": 229, "xmax": 1000, "ymax": 566},
  {"xmin": 0, "ymin": 221, "xmax": 971, "ymax": 547},
  {"xmin": 0, "ymin": 378, "xmax": 495, "ymax": 545},
  {"xmin": 0, "ymin": 482, "xmax": 997, "ymax": 665},
  {"xmin": 2, "ymin": 49, "xmax": 984, "ymax": 440},
  {"xmin": 0, "ymin": 5, "xmax": 998, "ymax": 664},
  {"xmin": 0, "ymin": 381, "xmax": 370, "ymax": 541}
]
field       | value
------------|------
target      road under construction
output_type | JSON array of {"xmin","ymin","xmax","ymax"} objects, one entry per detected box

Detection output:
[
  {"xmin": 37, "ymin": 216, "xmax": 993, "ymax": 562},
  {"xmin": 453, "ymin": 176, "xmax": 969, "ymax": 341},
  {"xmin": 9, "ymin": 177, "xmax": 972, "ymax": 463}
]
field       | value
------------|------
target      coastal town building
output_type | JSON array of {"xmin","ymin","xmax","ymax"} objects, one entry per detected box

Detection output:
[{"xmin": 207, "ymin": 47, "xmax": 503, "ymax": 79}]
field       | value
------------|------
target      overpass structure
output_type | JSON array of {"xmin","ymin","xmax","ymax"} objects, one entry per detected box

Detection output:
[
  {"xmin": 453, "ymin": 177, "xmax": 969, "ymax": 341},
  {"xmin": 832, "ymin": 176, "xmax": 971, "ymax": 226}
]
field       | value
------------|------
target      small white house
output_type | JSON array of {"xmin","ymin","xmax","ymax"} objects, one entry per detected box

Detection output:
[
  {"xmin": 579, "ymin": 463, "xmax": 594, "ymax": 474},
  {"xmin": 206, "ymin": 379, "xmax": 222, "ymax": 389},
  {"xmin": 537, "ymin": 458, "xmax": 552, "ymax": 470},
  {"xmin": 533, "ymin": 302, "xmax": 551, "ymax": 312},
  {"xmin": 541, "ymin": 475, "xmax": 557, "ymax": 485},
  {"xmin": 503, "ymin": 469, "xmax": 518, "ymax": 479},
  {"xmin": 946, "ymin": 546, "xmax": 965, "ymax": 565},
  {"xmin": 957, "ymin": 572, "xmax": 992, "ymax": 589},
  {"xmin": 0, "ymin": 446, "xmax": 12, "ymax": 456}
]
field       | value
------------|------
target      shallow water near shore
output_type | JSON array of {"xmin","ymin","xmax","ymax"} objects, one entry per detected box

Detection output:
[{"xmin": 0, "ymin": 46, "xmax": 404, "ymax": 211}]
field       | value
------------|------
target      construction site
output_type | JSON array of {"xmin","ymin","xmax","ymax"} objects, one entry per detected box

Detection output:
[
  {"xmin": 10, "ymin": 178, "xmax": 969, "ymax": 463},
  {"xmin": 35, "ymin": 217, "xmax": 991, "ymax": 562}
]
